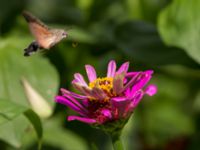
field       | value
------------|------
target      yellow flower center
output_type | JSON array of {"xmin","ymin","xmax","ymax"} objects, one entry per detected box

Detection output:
[{"xmin": 89, "ymin": 77, "xmax": 116, "ymax": 101}]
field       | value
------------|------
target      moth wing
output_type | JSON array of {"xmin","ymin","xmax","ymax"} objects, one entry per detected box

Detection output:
[
  {"xmin": 29, "ymin": 23, "xmax": 55, "ymax": 49},
  {"xmin": 23, "ymin": 11, "xmax": 53, "ymax": 49}
]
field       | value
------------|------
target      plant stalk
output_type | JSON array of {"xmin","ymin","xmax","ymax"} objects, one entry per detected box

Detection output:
[{"xmin": 110, "ymin": 131, "xmax": 124, "ymax": 150}]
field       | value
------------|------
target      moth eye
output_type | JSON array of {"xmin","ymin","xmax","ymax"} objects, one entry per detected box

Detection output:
[{"xmin": 62, "ymin": 32, "xmax": 67, "ymax": 37}]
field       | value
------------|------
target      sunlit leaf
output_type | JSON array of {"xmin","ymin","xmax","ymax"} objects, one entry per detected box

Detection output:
[
  {"xmin": 158, "ymin": 0, "xmax": 200, "ymax": 64},
  {"xmin": 22, "ymin": 78, "xmax": 53, "ymax": 118}
]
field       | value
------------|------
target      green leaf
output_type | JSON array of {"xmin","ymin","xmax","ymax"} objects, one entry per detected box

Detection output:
[
  {"xmin": 68, "ymin": 27, "xmax": 97, "ymax": 44},
  {"xmin": 0, "ymin": 36, "xmax": 59, "ymax": 110},
  {"xmin": 43, "ymin": 126, "xmax": 88, "ymax": 150},
  {"xmin": 158, "ymin": 0, "xmax": 200, "ymax": 64},
  {"xmin": 140, "ymin": 75, "xmax": 195, "ymax": 146},
  {"xmin": 43, "ymin": 116, "xmax": 88, "ymax": 150},
  {"xmin": 0, "ymin": 115, "xmax": 29, "ymax": 148},
  {"xmin": 0, "ymin": 100, "xmax": 30, "ymax": 149},
  {"xmin": 193, "ymin": 90, "xmax": 200, "ymax": 112},
  {"xmin": 24, "ymin": 109, "xmax": 43, "ymax": 140},
  {"xmin": 0, "ymin": 100, "xmax": 26, "ymax": 125},
  {"xmin": 0, "ymin": 36, "xmax": 59, "ymax": 147},
  {"xmin": 126, "ymin": 0, "xmax": 170, "ymax": 23},
  {"xmin": 24, "ymin": 109, "xmax": 43, "ymax": 150},
  {"xmin": 0, "ymin": 98, "xmax": 43, "ymax": 148},
  {"xmin": 0, "ymin": 0, "xmax": 25, "ymax": 35},
  {"xmin": 114, "ymin": 21, "xmax": 196, "ymax": 66},
  {"xmin": 19, "ymin": 115, "xmax": 88, "ymax": 150}
]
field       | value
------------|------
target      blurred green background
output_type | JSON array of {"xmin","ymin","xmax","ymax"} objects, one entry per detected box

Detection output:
[{"xmin": 0, "ymin": 0, "xmax": 200, "ymax": 150}]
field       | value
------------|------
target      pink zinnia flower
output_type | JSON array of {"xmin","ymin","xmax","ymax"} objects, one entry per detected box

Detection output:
[{"xmin": 55, "ymin": 60, "xmax": 157, "ymax": 130}]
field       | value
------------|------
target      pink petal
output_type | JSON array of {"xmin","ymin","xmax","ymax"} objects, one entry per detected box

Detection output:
[
  {"xmin": 68, "ymin": 116, "xmax": 96, "ymax": 124},
  {"xmin": 72, "ymin": 82, "xmax": 86, "ymax": 94},
  {"xmin": 72, "ymin": 82, "xmax": 92, "ymax": 97},
  {"xmin": 113, "ymin": 72, "xmax": 125, "ymax": 95},
  {"xmin": 81, "ymin": 86, "xmax": 98, "ymax": 98},
  {"xmin": 82, "ymin": 99, "xmax": 89, "ymax": 107},
  {"xmin": 85, "ymin": 65, "xmax": 97, "ymax": 82},
  {"xmin": 111, "ymin": 97, "xmax": 131, "ymax": 118},
  {"xmin": 130, "ymin": 70, "xmax": 153, "ymax": 95},
  {"xmin": 107, "ymin": 60, "xmax": 116, "ymax": 77},
  {"xmin": 122, "ymin": 72, "xmax": 142, "ymax": 92},
  {"xmin": 61, "ymin": 88, "xmax": 87, "ymax": 99},
  {"xmin": 73, "ymin": 84, "xmax": 105, "ymax": 100},
  {"xmin": 55, "ymin": 96, "xmax": 87, "ymax": 116},
  {"xmin": 101, "ymin": 109, "xmax": 112, "ymax": 119},
  {"xmin": 145, "ymin": 84, "xmax": 157, "ymax": 96},
  {"xmin": 91, "ymin": 87, "xmax": 107, "ymax": 100},
  {"xmin": 74, "ymin": 73, "xmax": 88, "ymax": 86},
  {"xmin": 126, "ymin": 72, "xmax": 140, "ymax": 77},
  {"xmin": 116, "ymin": 62, "xmax": 129, "ymax": 74},
  {"xmin": 63, "ymin": 94, "xmax": 88, "ymax": 113},
  {"xmin": 131, "ymin": 91, "xmax": 144, "ymax": 108},
  {"xmin": 124, "ymin": 88, "xmax": 131, "ymax": 97}
]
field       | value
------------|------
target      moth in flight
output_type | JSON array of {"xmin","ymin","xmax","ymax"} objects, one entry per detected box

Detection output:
[{"xmin": 22, "ymin": 11, "xmax": 67, "ymax": 56}]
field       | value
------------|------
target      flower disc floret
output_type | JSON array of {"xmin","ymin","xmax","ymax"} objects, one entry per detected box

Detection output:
[{"xmin": 89, "ymin": 77, "xmax": 117, "ymax": 101}]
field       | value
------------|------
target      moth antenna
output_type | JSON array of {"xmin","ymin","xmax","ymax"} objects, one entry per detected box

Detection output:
[{"xmin": 65, "ymin": 25, "xmax": 73, "ymax": 31}]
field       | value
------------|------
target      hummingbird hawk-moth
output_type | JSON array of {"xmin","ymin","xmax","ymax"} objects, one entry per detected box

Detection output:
[{"xmin": 22, "ymin": 11, "xmax": 67, "ymax": 56}]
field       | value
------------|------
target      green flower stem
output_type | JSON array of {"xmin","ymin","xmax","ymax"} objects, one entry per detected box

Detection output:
[
  {"xmin": 110, "ymin": 131, "xmax": 124, "ymax": 150},
  {"xmin": 38, "ymin": 139, "xmax": 42, "ymax": 150}
]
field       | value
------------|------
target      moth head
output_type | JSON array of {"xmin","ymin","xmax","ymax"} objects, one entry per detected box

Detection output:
[
  {"xmin": 59, "ymin": 30, "xmax": 68, "ymax": 39},
  {"xmin": 53, "ymin": 29, "xmax": 68, "ymax": 41}
]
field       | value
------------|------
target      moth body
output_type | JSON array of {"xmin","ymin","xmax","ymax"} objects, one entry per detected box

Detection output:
[{"xmin": 22, "ymin": 11, "xmax": 67, "ymax": 56}]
